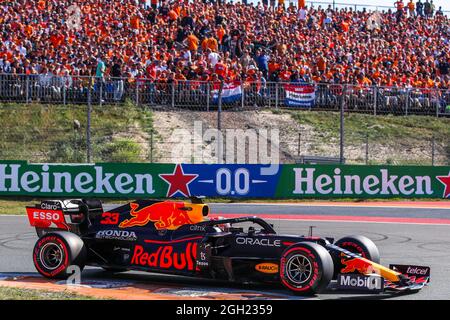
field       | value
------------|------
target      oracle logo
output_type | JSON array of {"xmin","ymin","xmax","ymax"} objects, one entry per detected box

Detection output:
[
  {"xmin": 236, "ymin": 237, "xmax": 281, "ymax": 247},
  {"xmin": 33, "ymin": 211, "xmax": 61, "ymax": 221}
]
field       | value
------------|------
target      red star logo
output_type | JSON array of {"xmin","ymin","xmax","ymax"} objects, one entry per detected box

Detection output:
[
  {"xmin": 159, "ymin": 164, "xmax": 198, "ymax": 198},
  {"xmin": 437, "ymin": 172, "xmax": 450, "ymax": 198}
]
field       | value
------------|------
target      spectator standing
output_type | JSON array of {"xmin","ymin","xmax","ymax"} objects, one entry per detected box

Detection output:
[
  {"xmin": 416, "ymin": 0, "xmax": 424, "ymax": 16},
  {"xmin": 407, "ymin": 0, "xmax": 415, "ymax": 17},
  {"xmin": 298, "ymin": 5, "xmax": 307, "ymax": 22},
  {"xmin": 111, "ymin": 57, "xmax": 124, "ymax": 101},
  {"xmin": 256, "ymin": 49, "xmax": 269, "ymax": 79},
  {"xmin": 424, "ymin": 0, "xmax": 431, "ymax": 18},
  {"xmin": 95, "ymin": 56, "xmax": 106, "ymax": 99},
  {"xmin": 395, "ymin": 0, "xmax": 405, "ymax": 22},
  {"xmin": 429, "ymin": 0, "xmax": 435, "ymax": 17}
]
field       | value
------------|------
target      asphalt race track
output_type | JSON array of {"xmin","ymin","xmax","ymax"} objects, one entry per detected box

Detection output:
[{"xmin": 1, "ymin": 202, "xmax": 450, "ymax": 300}]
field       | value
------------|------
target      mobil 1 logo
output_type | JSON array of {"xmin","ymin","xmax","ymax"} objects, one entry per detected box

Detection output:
[{"xmin": 337, "ymin": 274, "xmax": 384, "ymax": 292}]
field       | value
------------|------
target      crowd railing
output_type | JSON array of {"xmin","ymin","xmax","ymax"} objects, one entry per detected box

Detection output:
[{"xmin": 0, "ymin": 74, "xmax": 449, "ymax": 116}]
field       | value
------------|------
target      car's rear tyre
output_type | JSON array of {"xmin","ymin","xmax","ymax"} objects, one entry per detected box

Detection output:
[
  {"xmin": 280, "ymin": 242, "xmax": 334, "ymax": 295},
  {"xmin": 33, "ymin": 231, "xmax": 86, "ymax": 279},
  {"xmin": 333, "ymin": 235, "xmax": 380, "ymax": 277}
]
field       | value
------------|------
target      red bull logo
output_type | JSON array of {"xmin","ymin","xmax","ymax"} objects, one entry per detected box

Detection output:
[
  {"xmin": 341, "ymin": 257, "xmax": 374, "ymax": 274},
  {"xmin": 119, "ymin": 202, "xmax": 205, "ymax": 230},
  {"xmin": 131, "ymin": 243, "xmax": 198, "ymax": 271}
]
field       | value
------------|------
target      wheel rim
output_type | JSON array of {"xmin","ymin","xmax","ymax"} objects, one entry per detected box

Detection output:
[
  {"xmin": 40, "ymin": 243, "xmax": 64, "ymax": 270},
  {"xmin": 285, "ymin": 254, "xmax": 313, "ymax": 285}
]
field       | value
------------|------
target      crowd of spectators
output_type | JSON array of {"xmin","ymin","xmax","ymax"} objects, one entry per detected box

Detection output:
[{"xmin": 0, "ymin": 0, "xmax": 449, "ymax": 91}]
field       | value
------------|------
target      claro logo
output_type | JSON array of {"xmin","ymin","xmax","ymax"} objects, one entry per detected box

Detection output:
[
  {"xmin": 40, "ymin": 202, "xmax": 61, "ymax": 210},
  {"xmin": 255, "ymin": 263, "xmax": 279, "ymax": 274},
  {"xmin": 236, "ymin": 237, "xmax": 281, "ymax": 247}
]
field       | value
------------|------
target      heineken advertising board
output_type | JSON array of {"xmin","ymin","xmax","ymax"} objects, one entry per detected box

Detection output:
[{"xmin": 0, "ymin": 161, "xmax": 449, "ymax": 199}]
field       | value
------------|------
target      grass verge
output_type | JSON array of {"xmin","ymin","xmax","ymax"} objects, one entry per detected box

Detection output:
[
  {"xmin": 0, "ymin": 100, "xmax": 154, "ymax": 163},
  {"xmin": 0, "ymin": 286, "xmax": 99, "ymax": 300}
]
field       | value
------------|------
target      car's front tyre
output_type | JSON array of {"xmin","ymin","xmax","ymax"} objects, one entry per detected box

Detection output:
[
  {"xmin": 280, "ymin": 242, "xmax": 334, "ymax": 295},
  {"xmin": 332, "ymin": 235, "xmax": 380, "ymax": 278}
]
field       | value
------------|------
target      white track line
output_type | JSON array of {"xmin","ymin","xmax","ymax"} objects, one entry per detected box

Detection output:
[
  {"xmin": 212, "ymin": 203, "xmax": 450, "ymax": 210},
  {"xmin": 265, "ymin": 218, "xmax": 450, "ymax": 226}
]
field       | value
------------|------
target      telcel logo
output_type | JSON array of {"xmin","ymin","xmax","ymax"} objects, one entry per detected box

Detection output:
[
  {"xmin": 338, "ymin": 274, "xmax": 383, "ymax": 291},
  {"xmin": 406, "ymin": 267, "xmax": 428, "ymax": 275},
  {"xmin": 255, "ymin": 263, "xmax": 279, "ymax": 274}
]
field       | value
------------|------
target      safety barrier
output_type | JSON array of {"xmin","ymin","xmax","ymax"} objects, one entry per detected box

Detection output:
[{"xmin": 0, "ymin": 161, "xmax": 449, "ymax": 199}]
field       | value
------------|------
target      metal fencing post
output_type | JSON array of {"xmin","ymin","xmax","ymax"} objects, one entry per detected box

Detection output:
[
  {"xmin": 431, "ymin": 136, "xmax": 435, "ymax": 166},
  {"xmin": 171, "ymin": 82, "xmax": 175, "ymax": 108},
  {"xmin": 135, "ymin": 80, "xmax": 139, "ymax": 107},
  {"xmin": 217, "ymin": 81, "xmax": 224, "ymax": 164},
  {"xmin": 87, "ymin": 83, "xmax": 92, "ymax": 163},
  {"xmin": 373, "ymin": 86, "xmax": 377, "ymax": 116},
  {"xmin": 297, "ymin": 132, "xmax": 301, "ymax": 158},
  {"xmin": 275, "ymin": 82, "xmax": 279, "ymax": 109},
  {"xmin": 206, "ymin": 82, "xmax": 210, "ymax": 112},
  {"xmin": 436, "ymin": 91, "xmax": 439, "ymax": 118},
  {"xmin": 25, "ymin": 75, "xmax": 29, "ymax": 104},
  {"xmin": 99, "ymin": 77, "xmax": 103, "ymax": 106},
  {"xmin": 150, "ymin": 130, "xmax": 154, "ymax": 163},
  {"xmin": 406, "ymin": 89, "xmax": 410, "ymax": 116},
  {"xmin": 63, "ymin": 83, "xmax": 66, "ymax": 106},
  {"xmin": 339, "ymin": 85, "xmax": 346, "ymax": 164},
  {"xmin": 241, "ymin": 82, "xmax": 245, "ymax": 109},
  {"xmin": 365, "ymin": 133, "xmax": 369, "ymax": 165}
]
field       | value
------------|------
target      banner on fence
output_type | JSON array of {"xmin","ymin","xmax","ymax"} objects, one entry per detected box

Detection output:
[
  {"xmin": 212, "ymin": 82, "xmax": 242, "ymax": 104},
  {"xmin": 1, "ymin": 161, "xmax": 450, "ymax": 199},
  {"xmin": 284, "ymin": 83, "xmax": 315, "ymax": 107}
]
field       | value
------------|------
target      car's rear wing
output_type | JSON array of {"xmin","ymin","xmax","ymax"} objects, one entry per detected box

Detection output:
[
  {"xmin": 26, "ymin": 205, "xmax": 69, "ymax": 231},
  {"xmin": 26, "ymin": 199, "xmax": 102, "ymax": 232}
]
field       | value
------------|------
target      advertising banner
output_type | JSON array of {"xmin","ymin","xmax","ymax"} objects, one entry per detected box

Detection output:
[{"xmin": 1, "ymin": 161, "xmax": 450, "ymax": 199}]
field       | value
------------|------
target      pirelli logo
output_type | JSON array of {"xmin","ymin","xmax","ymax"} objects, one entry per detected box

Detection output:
[{"xmin": 255, "ymin": 263, "xmax": 279, "ymax": 274}]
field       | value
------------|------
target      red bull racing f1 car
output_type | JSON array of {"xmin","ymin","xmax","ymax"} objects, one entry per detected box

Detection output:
[{"xmin": 26, "ymin": 198, "xmax": 430, "ymax": 295}]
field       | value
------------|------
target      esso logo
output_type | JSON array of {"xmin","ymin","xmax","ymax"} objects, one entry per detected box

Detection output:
[{"xmin": 33, "ymin": 211, "xmax": 61, "ymax": 221}]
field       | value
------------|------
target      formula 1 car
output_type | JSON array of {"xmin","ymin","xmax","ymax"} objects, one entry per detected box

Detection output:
[{"xmin": 26, "ymin": 198, "xmax": 430, "ymax": 295}]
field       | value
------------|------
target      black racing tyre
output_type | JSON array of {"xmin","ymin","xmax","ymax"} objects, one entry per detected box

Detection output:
[
  {"xmin": 280, "ymin": 242, "xmax": 334, "ymax": 295},
  {"xmin": 33, "ymin": 231, "xmax": 86, "ymax": 279},
  {"xmin": 333, "ymin": 235, "xmax": 380, "ymax": 277}
]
